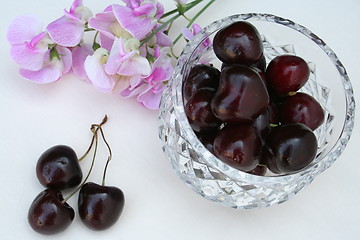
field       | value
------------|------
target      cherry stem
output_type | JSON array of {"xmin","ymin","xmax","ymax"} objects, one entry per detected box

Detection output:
[
  {"xmin": 62, "ymin": 115, "xmax": 108, "ymax": 204},
  {"xmin": 98, "ymin": 127, "xmax": 112, "ymax": 186}
]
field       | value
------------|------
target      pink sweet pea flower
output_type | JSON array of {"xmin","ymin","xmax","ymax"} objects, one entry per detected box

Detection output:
[
  {"xmin": 47, "ymin": 0, "xmax": 92, "ymax": 47},
  {"xmin": 182, "ymin": 23, "xmax": 211, "ymax": 47},
  {"xmin": 112, "ymin": 0, "xmax": 164, "ymax": 40},
  {"xmin": 104, "ymin": 37, "xmax": 151, "ymax": 77},
  {"xmin": 88, "ymin": 5, "xmax": 133, "ymax": 51},
  {"xmin": 120, "ymin": 46, "xmax": 174, "ymax": 109},
  {"xmin": 7, "ymin": 15, "xmax": 53, "ymax": 71},
  {"xmin": 19, "ymin": 46, "xmax": 72, "ymax": 83},
  {"xmin": 84, "ymin": 48, "xmax": 119, "ymax": 92}
]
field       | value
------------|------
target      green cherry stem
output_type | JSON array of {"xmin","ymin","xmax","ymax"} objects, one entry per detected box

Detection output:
[
  {"xmin": 97, "ymin": 127, "xmax": 112, "ymax": 186},
  {"xmin": 62, "ymin": 115, "xmax": 108, "ymax": 204}
]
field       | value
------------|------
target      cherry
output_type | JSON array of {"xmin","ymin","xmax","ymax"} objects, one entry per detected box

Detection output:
[
  {"xmin": 213, "ymin": 21, "xmax": 263, "ymax": 65},
  {"xmin": 78, "ymin": 182, "xmax": 125, "ymax": 230},
  {"xmin": 267, "ymin": 101, "xmax": 280, "ymax": 125},
  {"xmin": 211, "ymin": 65, "xmax": 269, "ymax": 123},
  {"xmin": 280, "ymin": 92, "xmax": 324, "ymax": 130},
  {"xmin": 252, "ymin": 108, "xmax": 270, "ymax": 140},
  {"xmin": 264, "ymin": 123, "xmax": 318, "ymax": 174},
  {"xmin": 28, "ymin": 189, "xmax": 74, "ymax": 235},
  {"xmin": 185, "ymin": 88, "xmax": 222, "ymax": 132},
  {"xmin": 246, "ymin": 164, "xmax": 267, "ymax": 176},
  {"xmin": 221, "ymin": 55, "xmax": 267, "ymax": 73},
  {"xmin": 213, "ymin": 124, "xmax": 262, "ymax": 172},
  {"xmin": 196, "ymin": 130, "xmax": 218, "ymax": 153},
  {"xmin": 36, "ymin": 145, "xmax": 82, "ymax": 190},
  {"xmin": 265, "ymin": 55, "xmax": 310, "ymax": 95},
  {"xmin": 183, "ymin": 64, "xmax": 220, "ymax": 101}
]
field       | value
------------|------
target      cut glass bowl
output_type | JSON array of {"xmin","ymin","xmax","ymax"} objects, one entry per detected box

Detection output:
[{"xmin": 158, "ymin": 13, "xmax": 355, "ymax": 209}]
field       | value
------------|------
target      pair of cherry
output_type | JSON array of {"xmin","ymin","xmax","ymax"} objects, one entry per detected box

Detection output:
[{"xmin": 28, "ymin": 116, "xmax": 125, "ymax": 235}]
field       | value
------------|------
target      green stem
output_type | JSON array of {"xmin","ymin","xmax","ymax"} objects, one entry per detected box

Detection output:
[
  {"xmin": 140, "ymin": 0, "xmax": 204, "ymax": 46},
  {"xmin": 161, "ymin": 0, "xmax": 202, "ymax": 19},
  {"xmin": 97, "ymin": 126, "xmax": 112, "ymax": 186},
  {"xmin": 172, "ymin": 0, "xmax": 216, "ymax": 46}
]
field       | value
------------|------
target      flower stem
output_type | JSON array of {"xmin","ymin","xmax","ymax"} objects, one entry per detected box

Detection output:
[
  {"xmin": 140, "ymin": 0, "xmax": 204, "ymax": 46},
  {"xmin": 172, "ymin": 0, "xmax": 216, "ymax": 46},
  {"xmin": 161, "ymin": 0, "xmax": 202, "ymax": 19}
]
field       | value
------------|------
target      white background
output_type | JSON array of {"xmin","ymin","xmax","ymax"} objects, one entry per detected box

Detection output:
[{"xmin": 1, "ymin": 0, "xmax": 359, "ymax": 239}]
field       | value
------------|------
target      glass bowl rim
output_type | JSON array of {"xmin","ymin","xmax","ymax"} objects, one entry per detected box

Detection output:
[{"xmin": 168, "ymin": 13, "xmax": 355, "ymax": 183}]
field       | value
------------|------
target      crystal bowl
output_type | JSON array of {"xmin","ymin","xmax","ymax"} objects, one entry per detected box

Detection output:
[{"xmin": 158, "ymin": 13, "xmax": 355, "ymax": 209}]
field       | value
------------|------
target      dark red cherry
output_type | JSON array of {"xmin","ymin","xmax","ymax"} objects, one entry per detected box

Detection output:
[
  {"xmin": 267, "ymin": 101, "xmax": 280, "ymax": 124},
  {"xmin": 264, "ymin": 123, "xmax": 318, "ymax": 174},
  {"xmin": 211, "ymin": 65, "xmax": 269, "ymax": 123},
  {"xmin": 196, "ymin": 130, "xmax": 218, "ymax": 153},
  {"xmin": 265, "ymin": 55, "xmax": 310, "ymax": 95},
  {"xmin": 213, "ymin": 124, "xmax": 262, "ymax": 172},
  {"xmin": 185, "ymin": 88, "xmax": 222, "ymax": 132},
  {"xmin": 253, "ymin": 108, "xmax": 270, "ymax": 140},
  {"xmin": 221, "ymin": 54, "xmax": 267, "ymax": 72},
  {"xmin": 246, "ymin": 164, "xmax": 267, "ymax": 176},
  {"xmin": 28, "ymin": 189, "xmax": 74, "ymax": 235},
  {"xmin": 183, "ymin": 64, "xmax": 220, "ymax": 101},
  {"xmin": 78, "ymin": 182, "xmax": 125, "ymax": 231},
  {"xmin": 213, "ymin": 21, "xmax": 263, "ymax": 65},
  {"xmin": 280, "ymin": 92, "xmax": 324, "ymax": 130},
  {"xmin": 36, "ymin": 145, "xmax": 82, "ymax": 190}
]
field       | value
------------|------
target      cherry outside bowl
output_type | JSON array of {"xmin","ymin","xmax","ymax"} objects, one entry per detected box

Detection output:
[{"xmin": 158, "ymin": 13, "xmax": 355, "ymax": 209}]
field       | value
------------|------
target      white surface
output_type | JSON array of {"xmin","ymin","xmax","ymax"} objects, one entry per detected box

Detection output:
[{"xmin": 1, "ymin": 0, "xmax": 359, "ymax": 239}]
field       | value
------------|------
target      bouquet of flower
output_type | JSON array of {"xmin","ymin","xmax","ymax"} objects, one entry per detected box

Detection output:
[{"xmin": 7, "ymin": 0, "xmax": 215, "ymax": 109}]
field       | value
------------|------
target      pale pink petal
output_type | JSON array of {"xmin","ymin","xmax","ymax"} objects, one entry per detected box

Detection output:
[
  {"xmin": 71, "ymin": 44, "xmax": 93, "ymax": 81},
  {"xmin": 10, "ymin": 44, "xmax": 47, "ymax": 71},
  {"xmin": 120, "ymin": 82, "xmax": 148, "ymax": 98},
  {"xmin": 113, "ymin": 4, "xmax": 155, "ymax": 40},
  {"xmin": 117, "ymin": 55, "xmax": 151, "ymax": 76},
  {"xmin": 84, "ymin": 48, "xmax": 116, "ymax": 92},
  {"xmin": 137, "ymin": 86, "xmax": 163, "ymax": 109},
  {"xmin": 57, "ymin": 46, "xmax": 72, "ymax": 74},
  {"xmin": 70, "ymin": 0, "xmax": 83, "ymax": 13},
  {"xmin": 155, "ymin": 31, "xmax": 172, "ymax": 47},
  {"xmin": 104, "ymin": 37, "xmax": 121, "ymax": 75},
  {"xmin": 100, "ymin": 33, "xmax": 115, "ymax": 51},
  {"xmin": 19, "ymin": 61, "xmax": 62, "ymax": 84},
  {"xmin": 181, "ymin": 26, "xmax": 194, "ymax": 41},
  {"xmin": 47, "ymin": 16, "xmax": 84, "ymax": 47},
  {"xmin": 88, "ymin": 11, "xmax": 116, "ymax": 39},
  {"xmin": 155, "ymin": 2, "xmax": 164, "ymax": 19},
  {"xmin": 7, "ymin": 15, "xmax": 42, "ymax": 45},
  {"xmin": 133, "ymin": 3, "xmax": 156, "ymax": 16}
]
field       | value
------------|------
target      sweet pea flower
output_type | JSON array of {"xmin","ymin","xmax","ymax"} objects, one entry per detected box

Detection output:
[
  {"xmin": 7, "ymin": 15, "xmax": 53, "ymax": 71},
  {"xmin": 19, "ymin": 46, "xmax": 72, "ymax": 83},
  {"xmin": 121, "ymin": 46, "xmax": 173, "ymax": 109},
  {"xmin": 88, "ymin": 5, "xmax": 133, "ymax": 51},
  {"xmin": 84, "ymin": 48, "xmax": 119, "ymax": 92},
  {"xmin": 112, "ymin": 0, "xmax": 164, "ymax": 40},
  {"xmin": 182, "ymin": 23, "xmax": 211, "ymax": 47},
  {"xmin": 47, "ymin": 0, "xmax": 93, "ymax": 47}
]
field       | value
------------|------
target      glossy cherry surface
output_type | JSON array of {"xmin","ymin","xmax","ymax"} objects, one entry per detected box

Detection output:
[
  {"xmin": 280, "ymin": 92, "xmax": 325, "ymax": 130},
  {"xmin": 213, "ymin": 21, "xmax": 263, "ymax": 65},
  {"xmin": 78, "ymin": 182, "xmax": 125, "ymax": 231},
  {"xmin": 264, "ymin": 123, "xmax": 318, "ymax": 174},
  {"xmin": 185, "ymin": 88, "xmax": 222, "ymax": 132},
  {"xmin": 211, "ymin": 65, "xmax": 269, "ymax": 123},
  {"xmin": 183, "ymin": 64, "xmax": 220, "ymax": 101},
  {"xmin": 28, "ymin": 189, "xmax": 74, "ymax": 235},
  {"xmin": 213, "ymin": 124, "xmax": 262, "ymax": 171},
  {"xmin": 196, "ymin": 130, "xmax": 218, "ymax": 153},
  {"xmin": 36, "ymin": 145, "xmax": 82, "ymax": 190},
  {"xmin": 266, "ymin": 55, "xmax": 310, "ymax": 95},
  {"xmin": 221, "ymin": 54, "xmax": 267, "ymax": 72},
  {"xmin": 246, "ymin": 164, "xmax": 267, "ymax": 176},
  {"xmin": 253, "ymin": 108, "xmax": 270, "ymax": 139}
]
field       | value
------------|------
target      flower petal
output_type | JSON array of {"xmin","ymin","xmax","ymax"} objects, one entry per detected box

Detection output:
[
  {"xmin": 112, "ymin": 4, "xmax": 155, "ymax": 40},
  {"xmin": 88, "ymin": 11, "xmax": 116, "ymax": 39},
  {"xmin": 72, "ymin": 44, "xmax": 93, "ymax": 81},
  {"xmin": 117, "ymin": 55, "xmax": 151, "ymax": 76},
  {"xmin": 137, "ymin": 86, "xmax": 163, "ymax": 109},
  {"xmin": 19, "ymin": 61, "xmax": 62, "ymax": 83},
  {"xmin": 10, "ymin": 44, "xmax": 47, "ymax": 71},
  {"xmin": 100, "ymin": 33, "xmax": 115, "ymax": 51},
  {"xmin": 47, "ymin": 16, "xmax": 84, "ymax": 47},
  {"xmin": 7, "ymin": 15, "xmax": 43, "ymax": 45},
  {"xmin": 57, "ymin": 46, "xmax": 72, "ymax": 74},
  {"xmin": 84, "ymin": 48, "xmax": 116, "ymax": 92}
]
